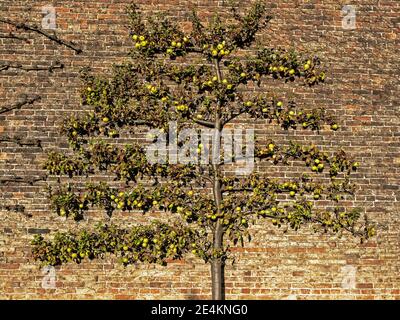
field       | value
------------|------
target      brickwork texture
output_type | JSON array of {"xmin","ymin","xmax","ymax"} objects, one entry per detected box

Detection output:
[{"xmin": 0, "ymin": 0, "xmax": 399, "ymax": 299}]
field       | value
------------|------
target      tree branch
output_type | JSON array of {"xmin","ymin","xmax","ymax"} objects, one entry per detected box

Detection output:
[
  {"xmin": 219, "ymin": 154, "xmax": 255, "ymax": 166},
  {"xmin": 0, "ymin": 174, "xmax": 47, "ymax": 186},
  {"xmin": 0, "ymin": 135, "xmax": 41, "ymax": 148},
  {"xmin": 222, "ymin": 107, "xmax": 247, "ymax": 126},
  {"xmin": 0, "ymin": 18, "xmax": 82, "ymax": 54},
  {"xmin": 222, "ymin": 187, "xmax": 253, "ymax": 193},
  {"xmin": 0, "ymin": 94, "xmax": 40, "ymax": 115},
  {"xmin": 0, "ymin": 32, "xmax": 29, "ymax": 42},
  {"xmin": 0, "ymin": 61, "xmax": 63, "ymax": 72},
  {"xmin": 0, "ymin": 204, "xmax": 30, "ymax": 217},
  {"xmin": 192, "ymin": 118, "xmax": 215, "ymax": 128}
]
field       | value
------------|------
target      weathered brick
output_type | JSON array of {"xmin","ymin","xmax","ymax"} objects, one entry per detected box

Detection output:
[{"xmin": 0, "ymin": 0, "xmax": 399, "ymax": 300}]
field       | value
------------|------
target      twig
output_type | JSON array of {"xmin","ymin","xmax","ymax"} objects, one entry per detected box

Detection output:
[
  {"xmin": 0, "ymin": 135, "xmax": 41, "ymax": 148},
  {"xmin": 0, "ymin": 32, "xmax": 29, "ymax": 42},
  {"xmin": 0, "ymin": 174, "xmax": 47, "ymax": 186},
  {"xmin": 0, "ymin": 94, "xmax": 40, "ymax": 115},
  {"xmin": 0, "ymin": 61, "xmax": 63, "ymax": 72},
  {"xmin": 0, "ymin": 18, "xmax": 82, "ymax": 54},
  {"xmin": 0, "ymin": 204, "xmax": 30, "ymax": 217},
  {"xmin": 222, "ymin": 107, "xmax": 248, "ymax": 126},
  {"xmin": 0, "ymin": 204, "xmax": 25, "ymax": 212},
  {"xmin": 192, "ymin": 118, "xmax": 215, "ymax": 128}
]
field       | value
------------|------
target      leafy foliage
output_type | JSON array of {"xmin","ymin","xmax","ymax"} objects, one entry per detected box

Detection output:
[
  {"xmin": 33, "ymin": 1, "xmax": 374, "ymax": 268},
  {"xmin": 32, "ymin": 222, "xmax": 198, "ymax": 266}
]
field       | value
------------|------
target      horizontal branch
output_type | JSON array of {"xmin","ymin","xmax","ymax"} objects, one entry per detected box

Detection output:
[
  {"xmin": 0, "ymin": 61, "xmax": 63, "ymax": 72},
  {"xmin": 222, "ymin": 107, "xmax": 247, "ymax": 126},
  {"xmin": 192, "ymin": 118, "xmax": 215, "ymax": 128},
  {"xmin": 0, "ymin": 32, "xmax": 29, "ymax": 41},
  {"xmin": 0, "ymin": 204, "xmax": 25, "ymax": 212},
  {"xmin": 0, "ymin": 18, "xmax": 82, "ymax": 54},
  {"xmin": 0, "ymin": 174, "xmax": 47, "ymax": 186},
  {"xmin": 0, "ymin": 204, "xmax": 31, "ymax": 217},
  {"xmin": 0, "ymin": 94, "xmax": 40, "ymax": 115},
  {"xmin": 32, "ymin": 221, "xmax": 199, "ymax": 266},
  {"xmin": 0, "ymin": 135, "xmax": 41, "ymax": 147}
]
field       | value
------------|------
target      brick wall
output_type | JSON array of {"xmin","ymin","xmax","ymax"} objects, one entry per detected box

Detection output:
[{"xmin": 0, "ymin": 0, "xmax": 399, "ymax": 299}]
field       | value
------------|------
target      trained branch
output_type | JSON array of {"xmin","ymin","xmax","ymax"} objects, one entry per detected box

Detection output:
[
  {"xmin": 0, "ymin": 94, "xmax": 40, "ymax": 115},
  {"xmin": 0, "ymin": 61, "xmax": 63, "ymax": 72},
  {"xmin": 0, "ymin": 32, "xmax": 29, "ymax": 42},
  {"xmin": 0, "ymin": 203, "xmax": 30, "ymax": 216},
  {"xmin": 0, "ymin": 174, "xmax": 47, "ymax": 186},
  {"xmin": 0, "ymin": 204, "xmax": 31, "ymax": 217},
  {"xmin": 0, "ymin": 135, "xmax": 41, "ymax": 148},
  {"xmin": 0, "ymin": 18, "xmax": 82, "ymax": 54},
  {"xmin": 222, "ymin": 107, "xmax": 247, "ymax": 126},
  {"xmin": 192, "ymin": 118, "xmax": 215, "ymax": 128}
]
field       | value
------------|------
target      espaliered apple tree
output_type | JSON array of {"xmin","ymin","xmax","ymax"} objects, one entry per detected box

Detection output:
[{"xmin": 32, "ymin": 2, "xmax": 375, "ymax": 300}]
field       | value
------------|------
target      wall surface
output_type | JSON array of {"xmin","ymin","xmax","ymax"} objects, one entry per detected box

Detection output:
[{"xmin": 0, "ymin": 0, "xmax": 399, "ymax": 299}]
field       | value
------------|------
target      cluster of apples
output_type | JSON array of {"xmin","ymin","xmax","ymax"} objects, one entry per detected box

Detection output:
[
  {"xmin": 221, "ymin": 174, "xmax": 346, "ymax": 228},
  {"xmin": 258, "ymin": 206, "xmax": 284, "ymax": 217},
  {"xmin": 201, "ymin": 76, "xmax": 234, "ymax": 91},
  {"xmin": 166, "ymin": 37, "xmax": 190, "ymax": 56},
  {"xmin": 49, "ymin": 190, "xmax": 89, "ymax": 220},
  {"xmin": 238, "ymin": 94, "xmax": 337, "ymax": 132},
  {"xmin": 314, "ymin": 208, "xmax": 376, "ymax": 238},
  {"xmin": 83, "ymin": 85, "xmax": 108, "ymax": 105},
  {"xmin": 257, "ymin": 142, "xmax": 278, "ymax": 159},
  {"xmin": 117, "ymin": 227, "xmax": 198, "ymax": 265},
  {"xmin": 255, "ymin": 139, "xmax": 360, "ymax": 181},
  {"xmin": 303, "ymin": 60, "xmax": 326, "ymax": 85},
  {"xmin": 109, "ymin": 191, "xmax": 154, "ymax": 211},
  {"xmin": 61, "ymin": 115, "xmax": 95, "ymax": 150},
  {"xmin": 269, "ymin": 64, "xmax": 296, "ymax": 77},
  {"xmin": 205, "ymin": 210, "xmax": 224, "ymax": 222},
  {"xmin": 311, "ymin": 158, "xmax": 325, "ymax": 172},
  {"xmin": 258, "ymin": 50, "xmax": 302, "ymax": 78},
  {"xmin": 202, "ymin": 206, "xmax": 250, "ymax": 228},
  {"xmin": 49, "ymin": 182, "xmax": 196, "ymax": 222},
  {"xmin": 132, "ymin": 34, "xmax": 149, "ymax": 49},
  {"xmin": 44, "ymin": 151, "xmax": 88, "ymax": 177},
  {"xmin": 204, "ymin": 41, "xmax": 230, "ymax": 59},
  {"xmin": 176, "ymin": 103, "xmax": 189, "ymax": 112},
  {"xmin": 253, "ymin": 48, "xmax": 328, "ymax": 86},
  {"xmin": 32, "ymin": 222, "xmax": 198, "ymax": 266},
  {"xmin": 280, "ymin": 181, "xmax": 299, "ymax": 197},
  {"xmin": 85, "ymin": 86, "xmax": 96, "ymax": 104},
  {"xmin": 260, "ymin": 206, "xmax": 285, "ymax": 226},
  {"xmin": 303, "ymin": 59, "xmax": 312, "ymax": 71}
]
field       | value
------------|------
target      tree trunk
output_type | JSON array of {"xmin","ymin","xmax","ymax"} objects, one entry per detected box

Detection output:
[
  {"xmin": 210, "ymin": 57, "xmax": 225, "ymax": 300},
  {"xmin": 211, "ymin": 221, "xmax": 225, "ymax": 300},
  {"xmin": 211, "ymin": 257, "xmax": 225, "ymax": 300}
]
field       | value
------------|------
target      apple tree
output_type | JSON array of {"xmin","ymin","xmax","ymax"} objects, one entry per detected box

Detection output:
[{"xmin": 32, "ymin": 2, "xmax": 375, "ymax": 300}]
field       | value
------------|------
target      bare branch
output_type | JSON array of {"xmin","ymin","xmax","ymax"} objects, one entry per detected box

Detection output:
[
  {"xmin": 0, "ymin": 174, "xmax": 47, "ymax": 186},
  {"xmin": 222, "ymin": 106, "xmax": 248, "ymax": 126},
  {"xmin": 0, "ymin": 135, "xmax": 41, "ymax": 148},
  {"xmin": 0, "ymin": 61, "xmax": 63, "ymax": 72},
  {"xmin": 0, "ymin": 32, "xmax": 29, "ymax": 42},
  {"xmin": 0, "ymin": 18, "xmax": 82, "ymax": 54},
  {"xmin": 0, "ymin": 204, "xmax": 25, "ymax": 212},
  {"xmin": 0, "ymin": 94, "xmax": 40, "ymax": 115},
  {"xmin": 0, "ymin": 204, "xmax": 30, "ymax": 217}
]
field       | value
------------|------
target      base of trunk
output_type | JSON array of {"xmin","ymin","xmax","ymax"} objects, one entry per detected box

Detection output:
[{"xmin": 211, "ymin": 259, "xmax": 225, "ymax": 300}]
